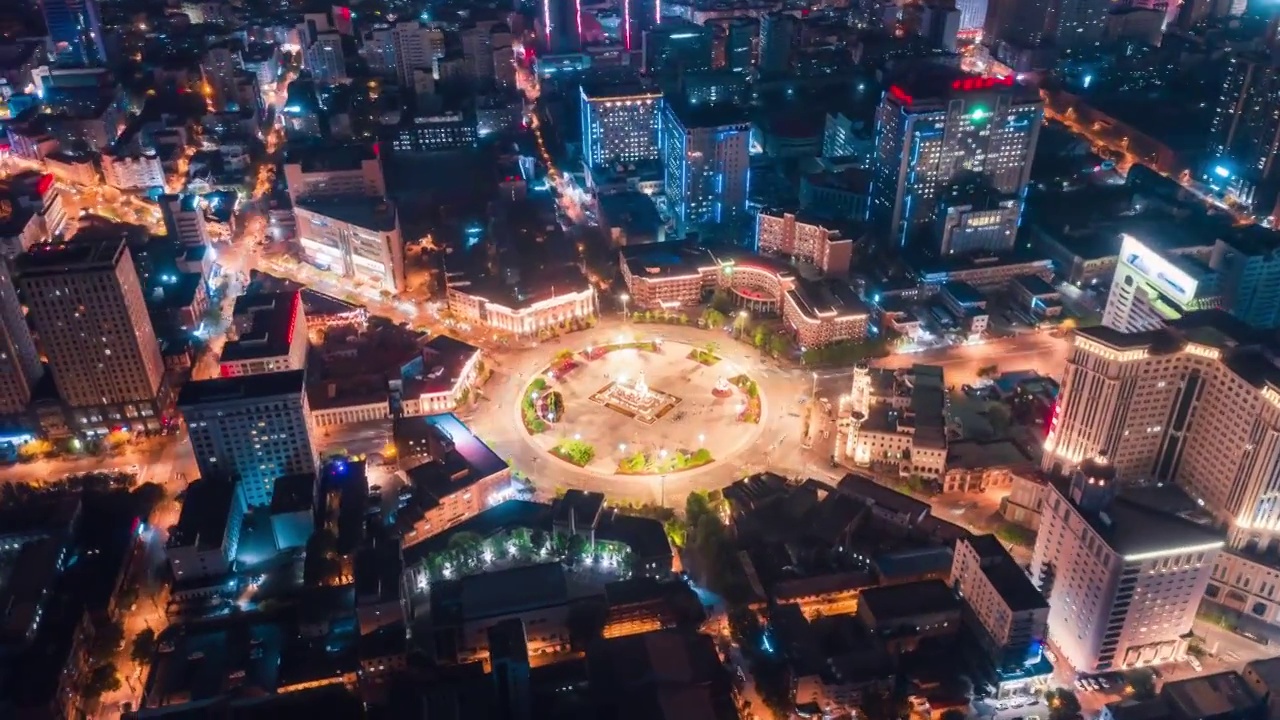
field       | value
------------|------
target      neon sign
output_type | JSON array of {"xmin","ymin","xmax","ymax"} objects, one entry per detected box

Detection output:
[
  {"xmin": 951, "ymin": 75, "xmax": 1013, "ymax": 91},
  {"xmin": 888, "ymin": 85, "xmax": 913, "ymax": 105},
  {"xmin": 1119, "ymin": 234, "xmax": 1198, "ymax": 305}
]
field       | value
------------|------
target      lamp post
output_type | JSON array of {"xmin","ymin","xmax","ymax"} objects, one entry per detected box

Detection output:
[{"xmin": 620, "ymin": 293, "xmax": 630, "ymax": 320}]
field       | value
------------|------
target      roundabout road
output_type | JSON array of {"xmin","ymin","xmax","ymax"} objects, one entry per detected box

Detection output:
[{"xmin": 465, "ymin": 319, "xmax": 825, "ymax": 506}]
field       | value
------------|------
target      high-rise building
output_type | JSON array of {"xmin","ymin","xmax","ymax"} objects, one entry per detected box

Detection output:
[
  {"xmin": 983, "ymin": 0, "xmax": 1053, "ymax": 54},
  {"xmin": 951, "ymin": 534, "xmax": 1049, "ymax": 686},
  {"xmin": 957, "ymin": 0, "xmax": 989, "ymax": 37},
  {"xmin": 41, "ymin": 0, "xmax": 105, "ymax": 67},
  {"xmin": 391, "ymin": 21, "xmax": 446, "ymax": 88},
  {"xmin": 492, "ymin": 25, "xmax": 516, "ymax": 90},
  {"xmin": 724, "ymin": 18, "xmax": 757, "ymax": 72},
  {"xmin": 305, "ymin": 32, "xmax": 347, "ymax": 83},
  {"xmin": 870, "ymin": 68, "xmax": 1042, "ymax": 252},
  {"xmin": 1209, "ymin": 232, "xmax": 1280, "ymax": 329},
  {"xmin": 201, "ymin": 43, "xmax": 242, "ymax": 112},
  {"xmin": 16, "ymin": 238, "xmax": 167, "ymax": 433},
  {"xmin": 542, "ymin": 0, "xmax": 583, "ymax": 54},
  {"xmin": 219, "ymin": 291, "xmax": 308, "ymax": 377},
  {"xmin": 179, "ymin": 370, "xmax": 318, "ymax": 508},
  {"xmin": 362, "ymin": 24, "xmax": 397, "ymax": 78},
  {"xmin": 661, "ymin": 102, "xmax": 750, "ymax": 239},
  {"xmin": 624, "ymin": 0, "xmax": 661, "ymax": 52},
  {"xmin": 460, "ymin": 23, "xmax": 498, "ymax": 87},
  {"xmin": 918, "ymin": 1, "xmax": 962, "ymax": 52},
  {"xmin": 643, "ymin": 20, "xmax": 713, "ymax": 77},
  {"xmin": 580, "ymin": 83, "xmax": 662, "ymax": 168},
  {"xmin": 934, "ymin": 181, "xmax": 1022, "ymax": 257},
  {"xmin": 165, "ymin": 477, "xmax": 246, "ymax": 581},
  {"xmin": 0, "ymin": 258, "xmax": 42, "ymax": 415},
  {"xmin": 1042, "ymin": 316, "xmax": 1280, "ymax": 553},
  {"xmin": 758, "ymin": 12, "xmax": 799, "ymax": 75},
  {"xmin": 282, "ymin": 144, "xmax": 386, "ymax": 205},
  {"xmin": 1102, "ymin": 233, "xmax": 1220, "ymax": 332},
  {"xmin": 1204, "ymin": 54, "xmax": 1280, "ymax": 213},
  {"xmin": 1030, "ymin": 456, "xmax": 1222, "ymax": 672},
  {"xmin": 159, "ymin": 193, "xmax": 210, "ymax": 247}
]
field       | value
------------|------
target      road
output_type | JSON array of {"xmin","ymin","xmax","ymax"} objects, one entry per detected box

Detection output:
[{"xmin": 876, "ymin": 334, "xmax": 1070, "ymax": 388}]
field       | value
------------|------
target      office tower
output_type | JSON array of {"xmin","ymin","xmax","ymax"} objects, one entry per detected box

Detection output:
[
  {"xmin": 179, "ymin": 369, "xmax": 318, "ymax": 508},
  {"xmin": 0, "ymin": 258, "xmax": 41, "ymax": 415},
  {"xmin": 461, "ymin": 24, "xmax": 497, "ymax": 87},
  {"xmin": 1043, "ymin": 318, "xmax": 1280, "ymax": 553},
  {"xmin": 220, "ymin": 291, "xmax": 308, "ymax": 377},
  {"xmin": 201, "ymin": 43, "xmax": 242, "ymax": 112},
  {"xmin": 919, "ymin": 1, "xmax": 962, "ymax": 51},
  {"xmin": 305, "ymin": 32, "xmax": 347, "ymax": 83},
  {"xmin": 1054, "ymin": 0, "xmax": 1111, "ymax": 49},
  {"xmin": 642, "ymin": 20, "xmax": 714, "ymax": 77},
  {"xmin": 580, "ymin": 83, "xmax": 662, "ymax": 168},
  {"xmin": 983, "ymin": 0, "xmax": 1053, "ymax": 52},
  {"xmin": 159, "ymin": 193, "xmax": 210, "ymax": 247},
  {"xmin": 758, "ymin": 12, "xmax": 799, "ymax": 74},
  {"xmin": 16, "ymin": 239, "xmax": 166, "ymax": 433},
  {"xmin": 392, "ymin": 21, "xmax": 446, "ymax": 88},
  {"xmin": 165, "ymin": 477, "xmax": 245, "ymax": 581},
  {"xmin": 1204, "ymin": 54, "xmax": 1280, "ymax": 213},
  {"xmin": 957, "ymin": 0, "xmax": 988, "ymax": 37},
  {"xmin": 1030, "ymin": 456, "xmax": 1221, "ymax": 672},
  {"xmin": 661, "ymin": 102, "xmax": 750, "ymax": 239},
  {"xmin": 623, "ymin": 0, "xmax": 661, "ymax": 51},
  {"xmin": 41, "ymin": 0, "xmax": 106, "ymax": 67},
  {"xmin": 282, "ymin": 144, "xmax": 386, "ymax": 205},
  {"xmin": 1101, "ymin": 234, "xmax": 1219, "ymax": 332},
  {"xmin": 934, "ymin": 181, "xmax": 1022, "ymax": 256},
  {"xmin": 725, "ymin": 18, "xmax": 757, "ymax": 72},
  {"xmin": 951, "ymin": 535, "xmax": 1048, "ymax": 681},
  {"xmin": 542, "ymin": 0, "xmax": 582, "ymax": 54},
  {"xmin": 870, "ymin": 68, "xmax": 1042, "ymax": 252},
  {"xmin": 1210, "ymin": 232, "xmax": 1280, "ymax": 329}
]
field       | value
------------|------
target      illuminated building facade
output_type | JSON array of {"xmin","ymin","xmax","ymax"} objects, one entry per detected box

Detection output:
[
  {"xmin": 446, "ymin": 279, "xmax": 597, "ymax": 338},
  {"xmin": 755, "ymin": 209, "xmax": 854, "ymax": 277},
  {"xmin": 1203, "ymin": 53, "xmax": 1280, "ymax": 213},
  {"xmin": 1102, "ymin": 234, "xmax": 1220, "ymax": 333},
  {"xmin": 661, "ymin": 102, "xmax": 749, "ymax": 239},
  {"xmin": 871, "ymin": 70, "xmax": 1042, "ymax": 251},
  {"xmin": 16, "ymin": 239, "xmax": 169, "ymax": 434},
  {"xmin": 293, "ymin": 197, "xmax": 405, "ymax": 292},
  {"xmin": 42, "ymin": 0, "xmax": 105, "ymax": 67},
  {"xmin": 219, "ymin": 291, "xmax": 308, "ymax": 378},
  {"xmin": 1043, "ymin": 320, "xmax": 1280, "ymax": 553},
  {"xmin": 0, "ymin": 258, "xmax": 41, "ymax": 414},
  {"xmin": 390, "ymin": 113, "xmax": 479, "ymax": 153},
  {"xmin": 642, "ymin": 20, "xmax": 713, "ymax": 77},
  {"xmin": 179, "ymin": 370, "xmax": 319, "ymax": 508},
  {"xmin": 100, "ymin": 148, "xmax": 165, "ymax": 190},
  {"xmin": 542, "ymin": 0, "xmax": 583, "ymax": 54},
  {"xmin": 1030, "ymin": 456, "xmax": 1222, "ymax": 672},
  {"xmin": 580, "ymin": 85, "xmax": 663, "ymax": 169}
]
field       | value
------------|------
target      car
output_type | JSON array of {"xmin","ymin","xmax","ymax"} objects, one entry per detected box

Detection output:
[
  {"xmin": 1044, "ymin": 649, "xmax": 1057, "ymax": 663},
  {"xmin": 995, "ymin": 701, "xmax": 1008, "ymax": 710},
  {"xmin": 1074, "ymin": 679, "xmax": 1087, "ymax": 692},
  {"xmin": 1027, "ymin": 715, "xmax": 1042, "ymax": 720},
  {"xmin": 1188, "ymin": 657, "xmax": 1203, "ymax": 672},
  {"xmin": 1097, "ymin": 677, "xmax": 1111, "ymax": 689}
]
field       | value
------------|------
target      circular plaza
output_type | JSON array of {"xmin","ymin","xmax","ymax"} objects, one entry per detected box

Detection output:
[{"xmin": 515, "ymin": 337, "xmax": 768, "ymax": 479}]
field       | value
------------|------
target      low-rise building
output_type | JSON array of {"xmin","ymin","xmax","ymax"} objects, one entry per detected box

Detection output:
[
  {"xmin": 392, "ymin": 335, "xmax": 483, "ymax": 416},
  {"xmin": 838, "ymin": 364, "xmax": 949, "ymax": 479},
  {"xmin": 269, "ymin": 473, "xmax": 315, "ymax": 552},
  {"xmin": 293, "ymin": 197, "xmax": 405, "ymax": 292},
  {"xmin": 446, "ymin": 268, "xmax": 597, "ymax": 338},
  {"xmin": 939, "ymin": 281, "xmax": 989, "ymax": 335},
  {"xmin": 165, "ymin": 478, "xmax": 245, "ymax": 581},
  {"xmin": 755, "ymin": 209, "xmax": 854, "ymax": 277},
  {"xmin": 219, "ymin": 291, "xmax": 308, "ymax": 377},
  {"xmin": 100, "ymin": 147, "xmax": 166, "ymax": 190},
  {"xmin": 856, "ymin": 579, "xmax": 962, "ymax": 654},
  {"xmin": 1010, "ymin": 275, "xmax": 1063, "ymax": 319}
]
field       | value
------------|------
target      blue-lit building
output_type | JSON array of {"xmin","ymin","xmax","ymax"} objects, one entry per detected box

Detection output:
[
  {"xmin": 1203, "ymin": 53, "xmax": 1280, "ymax": 214},
  {"xmin": 623, "ymin": 0, "xmax": 660, "ymax": 52},
  {"xmin": 870, "ymin": 68, "xmax": 1042, "ymax": 254},
  {"xmin": 580, "ymin": 83, "xmax": 662, "ymax": 168},
  {"xmin": 661, "ymin": 102, "xmax": 750, "ymax": 239},
  {"xmin": 41, "ymin": 0, "xmax": 105, "ymax": 67},
  {"xmin": 542, "ymin": 0, "xmax": 582, "ymax": 54}
]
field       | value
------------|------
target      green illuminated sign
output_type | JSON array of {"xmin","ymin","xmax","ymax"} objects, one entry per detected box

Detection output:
[{"xmin": 968, "ymin": 107, "xmax": 989, "ymax": 122}]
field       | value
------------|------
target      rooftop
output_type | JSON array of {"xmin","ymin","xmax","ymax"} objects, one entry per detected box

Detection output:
[
  {"xmin": 269, "ymin": 473, "xmax": 315, "ymax": 516},
  {"xmin": 787, "ymin": 278, "xmax": 869, "ymax": 323},
  {"xmin": 666, "ymin": 100, "xmax": 751, "ymax": 130},
  {"xmin": 16, "ymin": 236, "xmax": 126, "ymax": 275},
  {"xmin": 399, "ymin": 334, "xmax": 481, "ymax": 397},
  {"xmin": 448, "ymin": 262, "xmax": 594, "ymax": 312},
  {"xmin": 964, "ymin": 535, "xmax": 1047, "ymax": 613},
  {"xmin": 294, "ymin": 196, "xmax": 398, "ymax": 232},
  {"xmin": 166, "ymin": 478, "xmax": 237, "ymax": 550},
  {"xmin": 872, "ymin": 546, "xmax": 955, "ymax": 583},
  {"xmin": 178, "ymin": 369, "xmax": 307, "ymax": 407},
  {"xmin": 1162, "ymin": 671, "xmax": 1261, "ymax": 719},
  {"xmin": 837, "ymin": 473, "xmax": 930, "ymax": 519},
  {"xmin": 858, "ymin": 578, "xmax": 961, "ymax": 622},
  {"xmin": 286, "ymin": 143, "xmax": 377, "ymax": 173},
  {"xmin": 432, "ymin": 562, "xmax": 569, "ymax": 623},
  {"xmin": 222, "ymin": 291, "xmax": 302, "ymax": 363},
  {"xmin": 1052, "ymin": 479, "xmax": 1225, "ymax": 559}
]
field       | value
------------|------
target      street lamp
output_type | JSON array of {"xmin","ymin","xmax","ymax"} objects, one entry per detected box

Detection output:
[
  {"xmin": 618, "ymin": 443, "xmax": 627, "ymax": 452},
  {"xmin": 620, "ymin": 293, "xmax": 631, "ymax": 319},
  {"xmin": 812, "ymin": 371, "xmax": 818, "ymax": 399}
]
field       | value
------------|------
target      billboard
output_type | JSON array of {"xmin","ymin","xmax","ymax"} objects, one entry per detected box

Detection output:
[{"xmin": 1119, "ymin": 233, "xmax": 1198, "ymax": 305}]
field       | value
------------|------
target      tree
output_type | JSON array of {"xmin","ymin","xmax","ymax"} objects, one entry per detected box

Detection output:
[
  {"xmin": 531, "ymin": 529, "xmax": 549, "ymax": 554},
  {"xmin": 686, "ymin": 490, "xmax": 712, "ymax": 524},
  {"xmin": 1124, "ymin": 668, "xmax": 1157, "ymax": 700},
  {"xmin": 105, "ymin": 429, "xmax": 131, "ymax": 449},
  {"xmin": 702, "ymin": 308, "xmax": 726, "ymax": 329},
  {"xmin": 89, "ymin": 620, "xmax": 125, "ymax": 664},
  {"xmin": 554, "ymin": 349, "xmax": 574, "ymax": 362},
  {"xmin": 1046, "ymin": 689, "xmax": 1081, "ymax": 720},
  {"xmin": 130, "ymin": 628, "xmax": 157, "ymax": 665},
  {"xmin": 510, "ymin": 527, "xmax": 533, "ymax": 554},
  {"xmin": 566, "ymin": 534, "xmax": 589, "ymax": 565},
  {"xmin": 986, "ymin": 402, "xmax": 1012, "ymax": 434},
  {"xmin": 83, "ymin": 663, "xmax": 122, "ymax": 700},
  {"xmin": 131, "ymin": 482, "xmax": 166, "ymax": 517},
  {"xmin": 448, "ymin": 531, "xmax": 485, "ymax": 566},
  {"xmin": 664, "ymin": 517, "xmax": 687, "ymax": 548},
  {"xmin": 753, "ymin": 325, "xmax": 767, "ymax": 349},
  {"xmin": 304, "ymin": 528, "xmax": 340, "ymax": 586},
  {"xmin": 17, "ymin": 438, "xmax": 53, "ymax": 461},
  {"xmin": 768, "ymin": 333, "xmax": 790, "ymax": 357}
]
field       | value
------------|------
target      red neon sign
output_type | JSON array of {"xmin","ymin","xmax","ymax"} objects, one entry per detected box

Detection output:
[
  {"xmin": 36, "ymin": 173, "xmax": 54, "ymax": 196},
  {"xmin": 286, "ymin": 292, "xmax": 300, "ymax": 347},
  {"xmin": 951, "ymin": 75, "xmax": 1013, "ymax": 91},
  {"xmin": 888, "ymin": 85, "xmax": 913, "ymax": 105}
]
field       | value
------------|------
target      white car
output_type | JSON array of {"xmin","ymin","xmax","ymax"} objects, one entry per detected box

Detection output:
[
  {"xmin": 1189, "ymin": 657, "xmax": 1203, "ymax": 672},
  {"xmin": 1044, "ymin": 649, "xmax": 1058, "ymax": 663}
]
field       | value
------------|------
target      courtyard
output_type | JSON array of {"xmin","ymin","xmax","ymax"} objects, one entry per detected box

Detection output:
[{"xmin": 517, "ymin": 338, "xmax": 767, "ymax": 479}]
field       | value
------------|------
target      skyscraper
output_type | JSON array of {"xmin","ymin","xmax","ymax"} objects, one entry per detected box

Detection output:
[
  {"xmin": 870, "ymin": 68, "xmax": 1042, "ymax": 252},
  {"xmin": 724, "ymin": 18, "xmax": 757, "ymax": 72},
  {"xmin": 624, "ymin": 0, "xmax": 661, "ymax": 51},
  {"xmin": 40, "ymin": 0, "xmax": 105, "ymax": 67},
  {"xmin": 542, "ymin": 0, "xmax": 582, "ymax": 54},
  {"xmin": 661, "ymin": 102, "xmax": 750, "ymax": 239},
  {"xmin": 16, "ymin": 238, "xmax": 167, "ymax": 433},
  {"xmin": 642, "ymin": 20, "xmax": 713, "ymax": 78},
  {"xmin": 758, "ymin": 12, "xmax": 799, "ymax": 75},
  {"xmin": 201, "ymin": 43, "xmax": 242, "ymax": 112},
  {"xmin": 159, "ymin": 193, "xmax": 211, "ymax": 247},
  {"xmin": 580, "ymin": 83, "xmax": 662, "ymax": 168},
  {"xmin": 1209, "ymin": 231, "xmax": 1280, "ymax": 329},
  {"xmin": 305, "ymin": 32, "xmax": 347, "ymax": 83},
  {"xmin": 1204, "ymin": 53, "xmax": 1280, "ymax": 212},
  {"xmin": 179, "ymin": 370, "xmax": 318, "ymax": 508},
  {"xmin": 392, "ymin": 21, "xmax": 446, "ymax": 88},
  {"xmin": 1030, "ymin": 456, "xmax": 1221, "ymax": 672},
  {"xmin": 0, "ymin": 258, "xmax": 41, "ymax": 415}
]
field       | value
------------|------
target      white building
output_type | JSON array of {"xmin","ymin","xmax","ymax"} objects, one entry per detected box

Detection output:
[
  {"xmin": 178, "ymin": 369, "xmax": 319, "ymax": 508},
  {"xmin": 165, "ymin": 478, "xmax": 245, "ymax": 581},
  {"xmin": 100, "ymin": 147, "xmax": 166, "ymax": 190},
  {"xmin": 1102, "ymin": 233, "xmax": 1221, "ymax": 332},
  {"xmin": 392, "ymin": 21, "xmax": 446, "ymax": 87},
  {"xmin": 282, "ymin": 145, "xmax": 386, "ymax": 205},
  {"xmin": 305, "ymin": 32, "xmax": 347, "ymax": 83},
  {"xmin": 293, "ymin": 197, "xmax": 405, "ymax": 292},
  {"xmin": 159, "ymin": 193, "xmax": 210, "ymax": 247},
  {"xmin": 1030, "ymin": 456, "xmax": 1222, "ymax": 672}
]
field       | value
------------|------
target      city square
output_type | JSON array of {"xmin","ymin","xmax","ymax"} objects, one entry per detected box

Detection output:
[{"xmin": 516, "ymin": 337, "xmax": 767, "ymax": 479}]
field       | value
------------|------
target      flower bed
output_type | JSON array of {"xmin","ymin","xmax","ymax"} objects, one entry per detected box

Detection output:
[
  {"xmin": 521, "ymin": 378, "xmax": 549, "ymax": 434},
  {"xmin": 730, "ymin": 374, "xmax": 761, "ymax": 423},
  {"xmin": 549, "ymin": 359, "xmax": 580, "ymax": 378},
  {"xmin": 583, "ymin": 341, "xmax": 658, "ymax": 360},
  {"xmin": 687, "ymin": 349, "xmax": 720, "ymax": 366},
  {"xmin": 616, "ymin": 448, "xmax": 714, "ymax": 474},
  {"xmin": 551, "ymin": 439, "xmax": 595, "ymax": 467}
]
